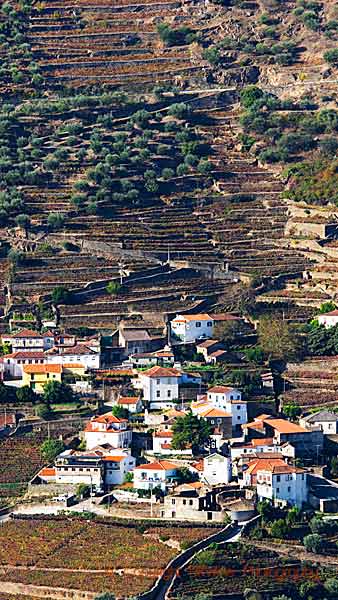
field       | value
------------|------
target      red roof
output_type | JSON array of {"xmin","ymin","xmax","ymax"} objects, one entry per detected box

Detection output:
[
  {"xmin": 208, "ymin": 385, "xmax": 237, "ymax": 394},
  {"xmin": 265, "ymin": 419, "xmax": 307, "ymax": 434},
  {"xmin": 154, "ymin": 431, "xmax": 173, "ymax": 438},
  {"xmin": 6, "ymin": 329, "xmax": 43, "ymax": 339},
  {"xmin": 2, "ymin": 351, "xmax": 45, "ymax": 360},
  {"xmin": 23, "ymin": 364, "xmax": 62, "ymax": 374},
  {"xmin": 39, "ymin": 467, "xmax": 56, "ymax": 477},
  {"xmin": 89, "ymin": 414, "xmax": 127, "ymax": 424},
  {"xmin": 117, "ymin": 397, "xmax": 140, "ymax": 405},
  {"xmin": 142, "ymin": 366, "xmax": 181, "ymax": 378},
  {"xmin": 135, "ymin": 460, "xmax": 177, "ymax": 471}
]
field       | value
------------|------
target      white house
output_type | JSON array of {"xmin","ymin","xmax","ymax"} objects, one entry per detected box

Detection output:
[
  {"xmin": 117, "ymin": 396, "xmax": 142, "ymax": 414},
  {"xmin": 316, "ymin": 309, "xmax": 338, "ymax": 328},
  {"xmin": 256, "ymin": 463, "xmax": 307, "ymax": 508},
  {"xmin": 299, "ymin": 410, "xmax": 338, "ymax": 435},
  {"xmin": 230, "ymin": 438, "xmax": 278, "ymax": 461},
  {"xmin": 203, "ymin": 452, "xmax": 232, "ymax": 485},
  {"xmin": 207, "ymin": 386, "xmax": 247, "ymax": 429},
  {"xmin": 84, "ymin": 413, "xmax": 132, "ymax": 449},
  {"xmin": 45, "ymin": 343, "xmax": 100, "ymax": 370},
  {"xmin": 1, "ymin": 329, "xmax": 55, "ymax": 353},
  {"xmin": 171, "ymin": 314, "xmax": 214, "ymax": 343},
  {"xmin": 133, "ymin": 460, "xmax": 178, "ymax": 492},
  {"xmin": 139, "ymin": 366, "xmax": 181, "ymax": 410},
  {"xmin": 127, "ymin": 348, "xmax": 175, "ymax": 368},
  {"xmin": 1, "ymin": 351, "xmax": 45, "ymax": 378},
  {"xmin": 103, "ymin": 452, "xmax": 136, "ymax": 487}
]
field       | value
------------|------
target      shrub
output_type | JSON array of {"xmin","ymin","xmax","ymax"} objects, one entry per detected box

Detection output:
[
  {"xmin": 324, "ymin": 48, "xmax": 338, "ymax": 64},
  {"xmin": 303, "ymin": 533, "xmax": 323, "ymax": 553},
  {"xmin": 47, "ymin": 212, "xmax": 65, "ymax": 231}
]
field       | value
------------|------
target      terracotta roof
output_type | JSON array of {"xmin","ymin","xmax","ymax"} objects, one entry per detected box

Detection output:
[
  {"xmin": 246, "ymin": 458, "xmax": 286, "ymax": 475},
  {"xmin": 317, "ymin": 309, "xmax": 338, "ymax": 317},
  {"xmin": 200, "ymin": 407, "xmax": 232, "ymax": 418},
  {"xmin": 39, "ymin": 467, "xmax": 56, "ymax": 477},
  {"xmin": 135, "ymin": 460, "xmax": 177, "ymax": 471},
  {"xmin": 258, "ymin": 463, "xmax": 305, "ymax": 475},
  {"xmin": 90, "ymin": 414, "xmax": 127, "ymax": 424},
  {"xmin": 196, "ymin": 339, "xmax": 220, "ymax": 348},
  {"xmin": 117, "ymin": 396, "xmax": 140, "ymax": 404},
  {"xmin": 192, "ymin": 459, "xmax": 204, "ymax": 471},
  {"xmin": 154, "ymin": 431, "xmax": 173, "ymax": 438},
  {"xmin": 2, "ymin": 351, "xmax": 45, "ymax": 359},
  {"xmin": 6, "ymin": 329, "xmax": 43, "ymax": 339},
  {"xmin": 251, "ymin": 438, "xmax": 274, "ymax": 447},
  {"xmin": 142, "ymin": 366, "xmax": 181, "ymax": 378},
  {"xmin": 102, "ymin": 456, "xmax": 125, "ymax": 463},
  {"xmin": 173, "ymin": 313, "xmax": 212, "ymax": 322},
  {"xmin": 121, "ymin": 329, "xmax": 151, "ymax": 341},
  {"xmin": 255, "ymin": 414, "xmax": 273, "ymax": 421},
  {"xmin": 265, "ymin": 419, "xmax": 307, "ymax": 434},
  {"xmin": 23, "ymin": 364, "xmax": 62, "ymax": 374},
  {"xmin": 161, "ymin": 443, "xmax": 172, "ymax": 449},
  {"xmin": 208, "ymin": 385, "xmax": 237, "ymax": 394},
  {"xmin": 54, "ymin": 344, "xmax": 96, "ymax": 356},
  {"xmin": 63, "ymin": 363, "xmax": 85, "ymax": 369},
  {"xmin": 164, "ymin": 408, "xmax": 185, "ymax": 418},
  {"xmin": 209, "ymin": 350, "xmax": 227, "ymax": 358},
  {"xmin": 243, "ymin": 421, "xmax": 265, "ymax": 430}
]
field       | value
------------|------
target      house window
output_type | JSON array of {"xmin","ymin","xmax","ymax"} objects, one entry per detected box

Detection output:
[
  {"xmin": 196, "ymin": 322, "xmax": 201, "ymax": 328},
  {"xmin": 287, "ymin": 486, "xmax": 291, "ymax": 493},
  {"xmin": 167, "ymin": 390, "xmax": 171, "ymax": 398},
  {"xmin": 237, "ymin": 405, "xmax": 240, "ymax": 410},
  {"xmin": 207, "ymin": 321, "xmax": 212, "ymax": 327},
  {"xmin": 230, "ymin": 395, "xmax": 233, "ymax": 400},
  {"xmin": 276, "ymin": 487, "xmax": 280, "ymax": 493},
  {"xmin": 156, "ymin": 379, "xmax": 160, "ymax": 385},
  {"xmin": 302, "ymin": 474, "xmax": 304, "ymax": 480},
  {"xmin": 172, "ymin": 499, "xmax": 175, "ymax": 505},
  {"xmin": 211, "ymin": 420, "xmax": 215, "ymax": 425},
  {"xmin": 189, "ymin": 499, "xmax": 193, "ymax": 506},
  {"xmin": 183, "ymin": 499, "xmax": 186, "ymax": 505},
  {"xmin": 277, "ymin": 475, "xmax": 281, "ymax": 482},
  {"xmin": 156, "ymin": 391, "xmax": 161, "ymax": 398},
  {"xmin": 237, "ymin": 416, "xmax": 241, "ymax": 420}
]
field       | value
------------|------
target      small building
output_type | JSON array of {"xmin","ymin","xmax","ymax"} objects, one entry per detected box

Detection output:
[
  {"xmin": 256, "ymin": 462, "xmax": 307, "ymax": 508},
  {"xmin": 46, "ymin": 343, "xmax": 100, "ymax": 370},
  {"xmin": 22, "ymin": 363, "xmax": 63, "ymax": 392},
  {"xmin": 139, "ymin": 366, "xmax": 181, "ymax": 410},
  {"xmin": 55, "ymin": 449, "xmax": 104, "ymax": 491},
  {"xmin": 117, "ymin": 396, "xmax": 142, "ymax": 414},
  {"xmin": 171, "ymin": 314, "xmax": 214, "ymax": 343},
  {"xmin": 119, "ymin": 328, "xmax": 153, "ymax": 357},
  {"xmin": 300, "ymin": 410, "xmax": 338, "ymax": 435},
  {"xmin": 206, "ymin": 386, "xmax": 247, "ymax": 431},
  {"xmin": 203, "ymin": 453, "xmax": 232, "ymax": 486},
  {"xmin": 196, "ymin": 339, "xmax": 222, "ymax": 362},
  {"xmin": 1, "ymin": 351, "xmax": 45, "ymax": 378},
  {"xmin": 152, "ymin": 430, "xmax": 192, "ymax": 456},
  {"xmin": 199, "ymin": 407, "xmax": 232, "ymax": 439},
  {"xmin": 128, "ymin": 348, "xmax": 175, "ymax": 367},
  {"xmin": 1, "ymin": 329, "xmax": 55, "ymax": 353},
  {"xmin": 84, "ymin": 413, "xmax": 132, "ymax": 450},
  {"xmin": 316, "ymin": 309, "xmax": 338, "ymax": 329},
  {"xmin": 231, "ymin": 438, "xmax": 278, "ymax": 461},
  {"xmin": 161, "ymin": 483, "xmax": 228, "ymax": 522},
  {"xmin": 133, "ymin": 460, "xmax": 178, "ymax": 492}
]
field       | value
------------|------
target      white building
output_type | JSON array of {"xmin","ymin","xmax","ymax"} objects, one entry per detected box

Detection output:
[
  {"xmin": 45, "ymin": 343, "xmax": 100, "ymax": 370},
  {"xmin": 84, "ymin": 413, "xmax": 132, "ymax": 450},
  {"xmin": 133, "ymin": 460, "xmax": 178, "ymax": 492},
  {"xmin": 1, "ymin": 351, "xmax": 45, "ymax": 378},
  {"xmin": 104, "ymin": 452, "xmax": 136, "ymax": 487},
  {"xmin": 203, "ymin": 453, "xmax": 232, "ymax": 485},
  {"xmin": 299, "ymin": 410, "xmax": 338, "ymax": 435},
  {"xmin": 171, "ymin": 314, "xmax": 214, "ymax": 343},
  {"xmin": 117, "ymin": 396, "xmax": 142, "ymax": 414},
  {"xmin": 1, "ymin": 329, "xmax": 55, "ymax": 353},
  {"xmin": 230, "ymin": 438, "xmax": 278, "ymax": 461},
  {"xmin": 139, "ymin": 366, "xmax": 181, "ymax": 410},
  {"xmin": 316, "ymin": 310, "xmax": 338, "ymax": 328},
  {"xmin": 256, "ymin": 463, "xmax": 307, "ymax": 508},
  {"xmin": 207, "ymin": 386, "xmax": 247, "ymax": 429},
  {"xmin": 152, "ymin": 430, "xmax": 192, "ymax": 456}
]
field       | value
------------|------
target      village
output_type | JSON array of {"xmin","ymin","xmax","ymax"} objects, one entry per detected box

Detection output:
[{"xmin": 2, "ymin": 306, "xmax": 338, "ymax": 528}]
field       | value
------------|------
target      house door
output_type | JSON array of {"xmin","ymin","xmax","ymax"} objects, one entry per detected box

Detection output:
[{"xmin": 207, "ymin": 512, "xmax": 212, "ymax": 520}]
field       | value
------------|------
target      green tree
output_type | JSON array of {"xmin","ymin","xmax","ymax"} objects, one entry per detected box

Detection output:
[
  {"xmin": 258, "ymin": 317, "xmax": 303, "ymax": 360},
  {"xmin": 303, "ymin": 533, "xmax": 323, "ymax": 553},
  {"xmin": 76, "ymin": 483, "xmax": 91, "ymax": 499},
  {"xmin": 106, "ymin": 281, "xmax": 121, "ymax": 295},
  {"xmin": 270, "ymin": 518, "xmax": 288, "ymax": 539},
  {"xmin": 36, "ymin": 403, "xmax": 52, "ymax": 420},
  {"xmin": 318, "ymin": 301, "xmax": 336, "ymax": 314},
  {"xmin": 43, "ymin": 381, "xmax": 75, "ymax": 406},
  {"xmin": 124, "ymin": 471, "xmax": 133, "ymax": 483},
  {"xmin": 111, "ymin": 405, "xmax": 129, "ymax": 419},
  {"xmin": 51, "ymin": 286, "xmax": 72, "ymax": 305},
  {"xmin": 0, "ymin": 341, "xmax": 12, "ymax": 355},
  {"xmin": 15, "ymin": 213, "xmax": 30, "ymax": 234},
  {"xmin": 257, "ymin": 499, "xmax": 274, "ymax": 522},
  {"xmin": 286, "ymin": 505, "xmax": 300, "ymax": 526},
  {"xmin": 324, "ymin": 578, "xmax": 338, "ymax": 595},
  {"xmin": 40, "ymin": 438, "xmax": 65, "ymax": 463},
  {"xmin": 16, "ymin": 385, "xmax": 37, "ymax": 404},
  {"xmin": 171, "ymin": 411, "xmax": 211, "ymax": 453},
  {"xmin": 283, "ymin": 400, "xmax": 301, "ymax": 420},
  {"xmin": 47, "ymin": 212, "xmax": 65, "ymax": 230}
]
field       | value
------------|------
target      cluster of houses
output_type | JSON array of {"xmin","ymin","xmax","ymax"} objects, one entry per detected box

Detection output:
[{"xmin": 4, "ymin": 312, "xmax": 338, "ymax": 521}]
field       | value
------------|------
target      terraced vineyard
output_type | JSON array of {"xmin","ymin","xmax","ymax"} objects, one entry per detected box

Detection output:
[{"xmin": 0, "ymin": 0, "xmax": 337, "ymax": 330}]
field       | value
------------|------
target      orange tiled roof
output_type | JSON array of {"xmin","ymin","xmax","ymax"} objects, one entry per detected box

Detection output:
[
  {"xmin": 90, "ymin": 413, "xmax": 127, "ymax": 424},
  {"xmin": 264, "ymin": 419, "xmax": 307, "ymax": 434},
  {"xmin": 154, "ymin": 431, "xmax": 173, "ymax": 438},
  {"xmin": 208, "ymin": 385, "xmax": 237, "ymax": 394},
  {"xmin": 251, "ymin": 438, "xmax": 274, "ymax": 447},
  {"xmin": 6, "ymin": 329, "xmax": 43, "ymax": 338},
  {"xmin": 258, "ymin": 463, "xmax": 305, "ymax": 475},
  {"xmin": 2, "ymin": 351, "xmax": 45, "ymax": 359},
  {"xmin": 23, "ymin": 364, "xmax": 62, "ymax": 374},
  {"xmin": 39, "ymin": 467, "xmax": 56, "ymax": 477},
  {"xmin": 118, "ymin": 396, "xmax": 140, "ymax": 404},
  {"xmin": 173, "ymin": 313, "xmax": 212, "ymax": 322},
  {"xmin": 135, "ymin": 460, "xmax": 177, "ymax": 471},
  {"xmin": 246, "ymin": 458, "xmax": 286, "ymax": 475},
  {"xmin": 200, "ymin": 407, "xmax": 232, "ymax": 418},
  {"xmin": 102, "ymin": 456, "xmax": 125, "ymax": 463},
  {"xmin": 142, "ymin": 366, "xmax": 181, "ymax": 378},
  {"xmin": 63, "ymin": 363, "xmax": 84, "ymax": 369}
]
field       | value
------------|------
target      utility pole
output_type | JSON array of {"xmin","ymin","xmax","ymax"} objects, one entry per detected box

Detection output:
[{"xmin": 150, "ymin": 488, "xmax": 153, "ymax": 518}]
